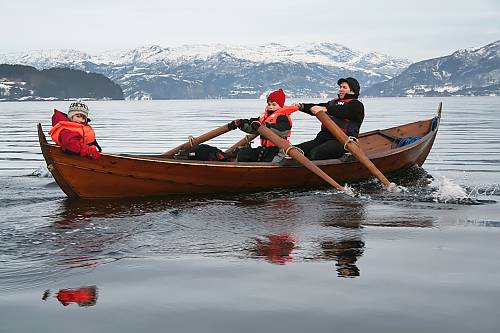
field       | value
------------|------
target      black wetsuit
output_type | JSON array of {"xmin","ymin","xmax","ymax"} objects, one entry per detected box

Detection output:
[{"xmin": 297, "ymin": 94, "xmax": 364, "ymax": 160}]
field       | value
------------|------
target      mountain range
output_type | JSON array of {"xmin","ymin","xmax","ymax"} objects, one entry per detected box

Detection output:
[
  {"xmin": 0, "ymin": 41, "xmax": 498, "ymax": 100},
  {"xmin": 365, "ymin": 40, "xmax": 500, "ymax": 97},
  {"xmin": 0, "ymin": 43, "xmax": 410, "ymax": 100}
]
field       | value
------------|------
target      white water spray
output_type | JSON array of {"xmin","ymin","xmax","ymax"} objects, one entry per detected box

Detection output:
[
  {"xmin": 430, "ymin": 176, "xmax": 468, "ymax": 203},
  {"xmin": 30, "ymin": 165, "xmax": 52, "ymax": 178}
]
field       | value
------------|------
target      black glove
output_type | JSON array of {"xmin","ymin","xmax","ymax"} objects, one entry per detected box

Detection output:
[
  {"xmin": 228, "ymin": 119, "xmax": 241, "ymax": 130},
  {"xmin": 237, "ymin": 119, "xmax": 250, "ymax": 130},
  {"xmin": 251, "ymin": 121, "xmax": 261, "ymax": 130}
]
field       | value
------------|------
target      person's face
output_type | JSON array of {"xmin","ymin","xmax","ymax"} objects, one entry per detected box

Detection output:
[
  {"xmin": 71, "ymin": 113, "xmax": 87, "ymax": 124},
  {"xmin": 338, "ymin": 82, "xmax": 352, "ymax": 99},
  {"xmin": 266, "ymin": 100, "xmax": 281, "ymax": 112}
]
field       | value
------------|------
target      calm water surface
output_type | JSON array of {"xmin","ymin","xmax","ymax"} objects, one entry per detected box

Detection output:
[{"xmin": 0, "ymin": 97, "xmax": 499, "ymax": 333}]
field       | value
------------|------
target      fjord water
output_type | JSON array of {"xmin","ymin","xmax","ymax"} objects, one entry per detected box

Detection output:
[{"xmin": 1, "ymin": 97, "xmax": 499, "ymax": 333}]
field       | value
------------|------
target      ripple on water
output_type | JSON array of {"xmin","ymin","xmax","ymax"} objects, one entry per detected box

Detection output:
[{"xmin": 1, "ymin": 98, "xmax": 500, "ymax": 297}]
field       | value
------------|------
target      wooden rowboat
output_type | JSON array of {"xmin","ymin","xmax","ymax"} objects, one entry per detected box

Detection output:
[{"xmin": 38, "ymin": 105, "xmax": 441, "ymax": 199}]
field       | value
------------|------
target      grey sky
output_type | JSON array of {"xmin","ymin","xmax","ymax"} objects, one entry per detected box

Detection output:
[{"xmin": 2, "ymin": 0, "xmax": 499, "ymax": 61}]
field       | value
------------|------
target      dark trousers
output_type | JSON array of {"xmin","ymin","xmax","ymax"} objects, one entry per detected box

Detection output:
[
  {"xmin": 236, "ymin": 146, "xmax": 280, "ymax": 162},
  {"xmin": 296, "ymin": 136, "xmax": 346, "ymax": 160}
]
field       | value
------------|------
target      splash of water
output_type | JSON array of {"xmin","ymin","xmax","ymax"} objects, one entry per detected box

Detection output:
[
  {"xmin": 29, "ymin": 165, "xmax": 52, "ymax": 178},
  {"xmin": 466, "ymin": 184, "xmax": 500, "ymax": 197},
  {"xmin": 312, "ymin": 184, "xmax": 364, "ymax": 198},
  {"xmin": 430, "ymin": 176, "xmax": 468, "ymax": 203},
  {"xmin": 342, "ymin": 184, "xmax": 355, "ymax": 196}
]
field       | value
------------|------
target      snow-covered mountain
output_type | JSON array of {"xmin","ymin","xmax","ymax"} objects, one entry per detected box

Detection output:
[
  {"xmin": 0, "ymin": 43, "xmax": 410, "ymax": 100},
  {"xmin": 365, "ymin": 40, "xmax": 500, "ymax": 97}
]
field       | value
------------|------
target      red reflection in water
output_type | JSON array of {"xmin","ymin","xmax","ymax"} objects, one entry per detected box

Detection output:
[
  {"xmin": 42, "ymin": 286, "xmax": 98, "ymax": 307},
  {"xmin": 256, "ymin": 234, "xmax": 296, "ymax": 265},
  {"xmin": 56, "ymin": 286, "xmax": 97, "ymax": 307}
]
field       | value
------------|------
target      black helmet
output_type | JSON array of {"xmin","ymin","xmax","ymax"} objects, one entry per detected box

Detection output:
[{"xmin": 337, "ymin": 77, "xmax": 360, "ymax": 96}]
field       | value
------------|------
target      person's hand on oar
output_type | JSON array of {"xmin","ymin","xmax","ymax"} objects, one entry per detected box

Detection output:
[
  {"xmin": 227, "ymin": 119, "xmax": 242, "ymax": 130},
  {"xmin": 309, "ymin": 106, "xmax": 327, "ymax": 115},
  {"xmin": 251, "ymin": 121, "xmax": 352, "ymax": 195}
]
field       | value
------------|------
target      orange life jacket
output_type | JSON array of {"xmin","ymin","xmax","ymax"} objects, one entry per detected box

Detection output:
[
  {"xmin": 258, "ymin": 105, "xmax": 297, "ymax": 147},
  {"xmin": 48, "ymin": 121, "xmax": 96, "ymax": 145}
]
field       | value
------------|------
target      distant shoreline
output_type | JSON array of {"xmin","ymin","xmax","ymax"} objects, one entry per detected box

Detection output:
[{"xmin": 2, "ymin": 95, "xmax": 499, "ymax": 103}]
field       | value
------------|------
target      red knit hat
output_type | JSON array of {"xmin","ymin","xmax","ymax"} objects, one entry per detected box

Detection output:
[{"xmin": 267, "ymin": 89, "xmax": 285, "ymax": 108}]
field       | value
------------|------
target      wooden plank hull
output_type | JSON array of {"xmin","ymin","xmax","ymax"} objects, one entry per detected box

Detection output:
[{"xmin": 38, "ymin": 111, "xmax": 440, "ymax": 199}]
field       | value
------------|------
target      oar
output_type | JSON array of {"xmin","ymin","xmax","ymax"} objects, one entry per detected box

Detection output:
[
  {"xmin": 315, "ymin": 111, "xmax": 397, "ymax": 191},
  {"xmin": 225, "ymin": 133, "xmax": 259, "ymax": 156},
  {"xmin": 252, "ymin": 122, "xmax": 348, "ymax": 193},
  {"xmin": 162, "ymin": 122, "xmax": 234, "ymax": 158}
]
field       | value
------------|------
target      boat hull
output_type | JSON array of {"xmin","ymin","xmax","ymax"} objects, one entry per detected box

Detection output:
[{"xmin": 38, "ymin": 110, "xmax": 440, "ymax": 199}]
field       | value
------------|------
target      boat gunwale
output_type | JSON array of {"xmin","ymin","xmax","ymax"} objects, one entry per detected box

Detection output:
[{"xmin": 38, "ymin": 116, "xmax": 439, "ymax": 169}]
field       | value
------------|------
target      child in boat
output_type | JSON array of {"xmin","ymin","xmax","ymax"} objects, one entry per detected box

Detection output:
[
  {"xmin": 229, "ymin": 88, "xmax": 298, "ymax": 162},
  {"xmin": 48, "ymin": 101, "xmax": 102, "ymax": 159}
]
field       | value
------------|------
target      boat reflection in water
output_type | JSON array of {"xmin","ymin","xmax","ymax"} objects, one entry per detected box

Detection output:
[
  {"xmin": 44, "ymin": 190, "xmax": 436, "ymax": 281},
  {"xmin": 46, "ymin": 198, "xmax": 148, "ymax": 271},
  {"xmin": 42, "ymin": 286, "xmax": 98, "ymax": 307}
]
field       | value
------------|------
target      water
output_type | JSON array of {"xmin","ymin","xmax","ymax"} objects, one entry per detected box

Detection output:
[{"xmin": 1, "ymin": 97, "xmax": 499, "ymax": 332}]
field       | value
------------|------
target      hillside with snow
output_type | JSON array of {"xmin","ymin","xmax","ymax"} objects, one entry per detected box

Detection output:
[
  {"xmin": 364, "ymin": 40, "xmax": 500, "ymax": 97},
  {"xmin": 0, "ymin": 64, "xmax": 123, "ymax": 101},
  {"xmin": 0, "ymin": 43, "xmax": 410, "ymax": 100}
]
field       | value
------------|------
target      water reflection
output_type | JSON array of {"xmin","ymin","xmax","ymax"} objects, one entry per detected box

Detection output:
[
  {"xmin": 42, "ymin": 193, "xmax": 439, "ymax": 280},
  {"xmin": 321, "ymin": 239, "xmax": 365, "ymax": 278},
  {"xmin": 253, "ymin": 234, "xmax": 296, "ymax": 265},
  {"xmin": 47, "ymin": 200, "xmax": 135, "ymax": 270},
  {"xmin": 42, "ymin": 286, "xmax": 98, "ymax": 307},
  {"xmin": 315, "ymin": 201, "xmax": 366, "ymax": 277},
  {"xmin": 58, "ymin": 257, "xmax": 100, "ymax": 270}
]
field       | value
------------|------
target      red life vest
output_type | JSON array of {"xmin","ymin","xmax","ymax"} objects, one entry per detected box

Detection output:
[
  {"xmin": 258, "ymin": 105, "xmax": 297, "ymax": 147},
  {"xmin": 48, "ymin": 121, "xmax": 96, "ymax": 145}
]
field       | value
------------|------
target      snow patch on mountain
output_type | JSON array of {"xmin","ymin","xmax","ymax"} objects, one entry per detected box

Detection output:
[
  {"xmin": 0, "ymin": 42, "xmax": 412, "ymax": 100},
  {"xmin": 365, "ymin": 40, "xmax": 500, "ymax": 97}
]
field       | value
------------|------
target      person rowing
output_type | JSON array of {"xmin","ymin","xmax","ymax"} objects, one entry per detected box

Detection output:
[{"xmin": 294, "ymin": 77, "xmax": 364, "ymax": 160}]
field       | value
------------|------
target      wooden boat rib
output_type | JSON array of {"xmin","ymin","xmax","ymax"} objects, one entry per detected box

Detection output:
[{"xmin": 38, "ymin": 105, "xmax": 441, "ymax": 199}]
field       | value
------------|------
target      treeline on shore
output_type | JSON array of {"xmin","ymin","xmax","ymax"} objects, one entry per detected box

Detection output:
[{"xmin": 0, "ymin": 64, "xmax": 123, "ymax": 101}]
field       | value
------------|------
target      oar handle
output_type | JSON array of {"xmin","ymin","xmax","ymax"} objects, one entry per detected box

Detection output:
[
  {"xmin": 225, "ymin": 133, "xmax": 259, "ymax": 156},
  {"xmin": 315, "ymin": 111, "xmax": 395, "ymax": 190},
  {"xmin": 254, "ymin": 122, "xmax": 346, "ymax": 192},
  {"xmin": 162, "ymin": 123, "xmax": 233, "ymax": 157}
]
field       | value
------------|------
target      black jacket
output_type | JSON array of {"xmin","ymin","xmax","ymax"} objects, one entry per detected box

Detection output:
[{"xmin": 301, "ymin": 94, "xmax": 364, "ymax": 139}]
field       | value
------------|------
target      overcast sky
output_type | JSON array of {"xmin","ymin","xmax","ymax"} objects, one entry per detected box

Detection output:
[{"xmin": 2, "ymin": 0, "xmax": 499, "ymax": 61}]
